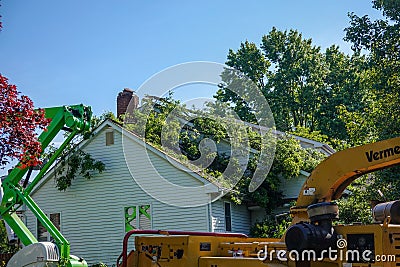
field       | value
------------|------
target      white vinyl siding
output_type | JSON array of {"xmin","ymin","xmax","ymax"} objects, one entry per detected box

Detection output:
[
  {"xmin": 211, "ymin": 199, "xmax": 250, "ymax": 235},
  {"xmin": 231, "ymin": 203, "xmax": 251, "ymax": 234},
  {"xmin": 25, "ymin": 124, "xmax": 211, "ymax": 266},
  {"xmin": 279, "ymin": 174, "xmax": 308, "ymax": 200},
  {"xmin": 211, "ymin": 200, "xmax": 225, "ymax": 232}
]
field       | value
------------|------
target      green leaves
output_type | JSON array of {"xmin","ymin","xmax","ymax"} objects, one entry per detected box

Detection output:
[
  {"xmin": 344, "ymin": 0, "xmax": 400, "ymax": 142},
  {"xmin": 54, "ymin": 149, "xmax": 105, "ymax": 191},
  {"xmin": 0, "ymin": 221, "xmax": 19, "ymax": 254},
  {"xmin": 333, "ymin": 0, "xmax": 400, "ymax": 224},
  {"xmin": 250, "ymin": 217, "xmax": 291, "ymax": 238},
  {"xmin": 230, "ymin": 136, "xmax": 325, "ymax": 211},
  {"xmin": 89, "ymin": 263, "xmax": 108, "ymax": 267},
  {"xmin": 226, "ymin": 41, "xmax": 269, "ymax": 87},
  {"xmin": 125, "ymin": 94, "xmax": 324, "ymax": 212},
  {"xmin": 262, "ymin": 28, "xmax": 326, "ymax": 132},
  {"xmin": 219, "ymin": 27, "xmax": 368, "ymax": 144}
]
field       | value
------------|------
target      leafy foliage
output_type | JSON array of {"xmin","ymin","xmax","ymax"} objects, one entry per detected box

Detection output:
[
  {"xmin": 231, "ymin": 136, "xmax": 325, "ymax": 211},
  {"xmin": 338, "ymin": 1, "xmax": 400, "ymax": 224},
  {"xmin": 289, "ymin": 126, "xmax": 330, "ymax": 145},
  {"xmin": 126, "ymin": 95, "xmax": 247, "ymax": 189},
  {"xmin": 250, "ymin": 217, "xmax": 291, "ymax": 238},
  {"xmin": 37, "ymin": 110, "xmax": 110, "ymax": 191},
  {"xmin": 0, "ymin": 221, "xmax": 19, "ymax": 254},
  {"xmin": 52, "ymin": 148, "xmax": 105, "ymax": 191},
  {"xmin": 0, "ymin": 74, "xmax": 50, "ymax": 168},
  {"xmin": 126, "ymin": 95, "xmax": 325, "ymax": 213},
  {"xmin": 0, "ymin": 221, "xmax": 19, "ymax": 267},
  {"xmin": 344, "ymin": 0, "xmax": 400, "ymax": 142},
  {"xmin": 262, "ymin": 28, "xmax": 327, "ymax": 132},
  {"xmin": 217, "ymin": 28, "xmax": 371, "ymax": 149},
  {"xmin": 319, "ymin": 47, "xmax": 369, "ymax": 143},
  {"xmin": 336, "ymin": 177, "xmax": 374, "ymax": 224},
  {"xmin": 216, "ymin": 2, "xmax": 400, "ymax": 225}
]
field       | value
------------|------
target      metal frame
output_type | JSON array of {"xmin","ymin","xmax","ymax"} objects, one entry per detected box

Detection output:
[{"xmin": 0, "ymin": 104, "xmax": 92, "ymax": 267}]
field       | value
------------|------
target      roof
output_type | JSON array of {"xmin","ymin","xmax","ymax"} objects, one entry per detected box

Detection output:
[
  {"xmin": 242, "ymin": 121, "xmax": 335, "ymax": 156},
  {"xmin": 141, "ymin": 95, "xmax": 335, "ymax": 156},
  {"xmin": 30, "ymin": 116, "xmax": 334, "ymax": 196}
]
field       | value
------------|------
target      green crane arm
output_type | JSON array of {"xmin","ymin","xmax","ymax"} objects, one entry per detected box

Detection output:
[{"xmin": 0, "ymin": 104, "xmax": 92, "ymax": 267}]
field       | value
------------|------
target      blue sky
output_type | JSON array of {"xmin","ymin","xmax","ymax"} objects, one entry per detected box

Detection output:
[
  {"xmin": 0, "ymin": 1, "xmax": 383, "ymax": 116},
  {"xmin": 0, "ymin": 1, "xmax": 385, "ymax": 176}
]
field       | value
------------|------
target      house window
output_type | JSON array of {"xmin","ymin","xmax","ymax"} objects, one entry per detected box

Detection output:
[
  {"xmin": 37, "ymin": 213, "xmax": 61, "ymax": 242},
  {"xmin": 50, "ymin": 213, "xmax": 61, "ymax": 230},
  {"xmin": 224, "ymin": 202, "xmax": 232, "ymax": 232},
  {"xmin": 37, "ymin": 220, "xmax": 47, "ymax": 242},
  {"xmin": 124, "ymin": 205, "xmax": 151, "ymax": 232},
  {"xmin": 106, "ymin": 130, "xmax": 114, "ymax": 146}
]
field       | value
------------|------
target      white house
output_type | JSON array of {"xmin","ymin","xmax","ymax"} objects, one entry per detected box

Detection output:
[
  {"xmin": 21, "ymin": 90, "xmax": 336, "ymax": 265},
  {"xmin": 23, "ymin": 119, "xmax": 250, "ymax": 266}
]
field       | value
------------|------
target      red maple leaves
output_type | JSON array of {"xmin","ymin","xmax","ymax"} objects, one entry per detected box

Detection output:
[{"xmin": 0, "ymin": 74, "xmax": 50, "ymax": 169}]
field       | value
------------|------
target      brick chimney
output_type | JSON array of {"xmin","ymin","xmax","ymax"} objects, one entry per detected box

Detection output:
[{"xmin": 117, "ymin": 88, "xmax": 139, "ymax": 118}]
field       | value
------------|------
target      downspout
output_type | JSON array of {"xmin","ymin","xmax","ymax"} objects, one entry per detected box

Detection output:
[{"xmin": 208, "ymin": 196, "xmax": 213, "ymax": 232}]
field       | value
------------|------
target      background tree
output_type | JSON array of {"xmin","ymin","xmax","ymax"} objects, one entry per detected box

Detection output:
[
  {"xmin": 318, "ymin": 46, "xmax": 369, "ymax": 143},
  {"xmin": 215, "ymin": 1, "xmax": 400, "ymax": 228},
  {"xmin": 250, "ymin": 216, "xmax": 290, "ymax": 238},
  {"xmin": 0, "ymin": 221, "xmax": 18, "ymax": 254},
  {"xmin": 336, "ymin": 177, "xmax": 374, "ymax": 225},
  {"xmin": 261, "ymin": 28, "xmax": 327, "ymax": 131},
  {"xmin": 343, "ymin": 0, "xmax": 400, "ymax": 206},
  {"xmin": 216, "ymin": 28, "xmax": 329, "ymax": 132},
  {"xmin": 345, "ymin": 0, "xmax": 400, "ymax": 141},
  {"xmin": 215, "ymin": 28, "xmax": 367, "ymax": 147},
  {"xmin": 215, "ymin": 41, "xmax": 270, "ymax": 124}
]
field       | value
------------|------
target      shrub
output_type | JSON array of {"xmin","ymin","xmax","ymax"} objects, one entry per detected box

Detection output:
[{"xmin": 250, "ymin": 217, "xmax": 291, "ymax": 238}]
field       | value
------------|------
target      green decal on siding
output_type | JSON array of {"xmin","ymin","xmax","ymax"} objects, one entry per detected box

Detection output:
[
  {"xmin": 139, "ymin": 205, "xmax": 151, "ymax": 219},
  {"xmin": 124, "ymin": 206, "xmax": 137, "ymax": 232},
  {"xmin": 125, "ymin": 205, "xmax": 151, "ymax": 232}
]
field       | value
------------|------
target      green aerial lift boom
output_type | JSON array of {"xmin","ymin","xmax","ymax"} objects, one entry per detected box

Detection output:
[{"xmin": 0, "ymin": 105, "xmax": 92, "ymax": 267}]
